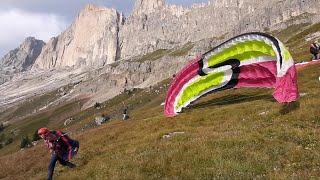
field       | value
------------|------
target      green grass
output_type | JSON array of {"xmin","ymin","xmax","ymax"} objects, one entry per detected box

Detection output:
[
  {"xmin": 6, "ymin": 91, "xmax": 57, "ymax": 121},
  {"xmin": 272, "ymin": 23, "xmax": 311, "ymax": 43},
  {"xmin": 133, "ymin": 41, "xmax": 195, "ymax": 63},
  {"xmin": 0, "ymin": 98, "xmax": 87, "ymax": 156},
  {"xmin": 0, "ymin": 84, "xmax": 75, "ymax": 122},
  {"xmin": 137, "ymin": 49, "xmax": 170, "ymax": 63},
  {"xmin": 0, "ymin": 22, "xmax": 320, "ymax": 179},
  {"xmin": 285, "ymin": 23, "xmax": 320, "ymax": 61},
  {"xmin": 272, "ymin": 22, "xmax": 320, "ymax": 61},
  {"xmin": 169, "ymin": 42, "xmax": 194, "ymax": 57},
  {"xmin": 1, "ymin": 64, "xmax": 319, "ymax": 179}
]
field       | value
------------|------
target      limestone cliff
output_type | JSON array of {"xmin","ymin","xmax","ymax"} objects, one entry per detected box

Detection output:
[
  {"xmin": 133, "ymin": 0, "xmax": 165, "ymax": 15},
  {"xmin": 120, "ymin": 0, "xmax": 320, "ymax": 59},
  {"xmin": 34, "ymin": 0, "xmax": 320, "ymax": 69},
  {"xmin": 33, "ymin": 4, "xmax": 123, "ymax": 69},
  {"xmin": 33, "ymin": 0, "xmax": 320, "ymax": 70},
  {"xmin": 0, "ymin": 37, "xmax": 45, "ymax": 84},
  {"xmin": 2, "ymin": 0, "xmax": 320, "ymax": 114},
  {"xmin": 0, "ymin": 37, "xmax": 45, "ymax": 72}
]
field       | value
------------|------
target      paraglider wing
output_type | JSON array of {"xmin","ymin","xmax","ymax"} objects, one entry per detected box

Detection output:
[{"xmin": 164, "ymin": 32, "xmax": 299, "ymax": 117}]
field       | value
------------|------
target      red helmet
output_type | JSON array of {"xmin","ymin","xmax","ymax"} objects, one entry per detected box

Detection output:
[{"xmin": 38, "ymin": 127, "xmax": 49, "ymax": 135}]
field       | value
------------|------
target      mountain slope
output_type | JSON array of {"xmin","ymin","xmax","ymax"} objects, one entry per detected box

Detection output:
[
  {"xmin": 0, "ymin": 63, "xmax": 319, "ymax": 179},
  {"xmin": 1, "ymin": 0, "xmax": 320, "ymax": 115},
  {"xmin": 0, "ymin": 37, "xmax": 45, "ymax": 84},
  {"xmin": 0, "ymin": 21, "xmax": 320, "ymax": 179}
]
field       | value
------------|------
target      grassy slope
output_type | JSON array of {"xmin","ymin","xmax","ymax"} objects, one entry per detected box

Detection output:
[
  {"xmin": 0, "ymin": 23, "xmax": 320, "ymax": 179},
  {"xmin": 272, "ymin": 23, "xmax": 320, "ymax": 61}
]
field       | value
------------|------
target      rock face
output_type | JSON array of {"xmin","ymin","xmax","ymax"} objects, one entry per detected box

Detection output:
[
  {"xmin": 120, "ymin": 0, "xmax": 320, "ymax": 59},
  {"xmin": 33, "ymin": 0, "xmax": 320, "ymax": 70},
  {"xmin": 33, "ymin": 4, "xmax": 123, "ymax": 69},
  {"xmin": 133, "ymin": 0, "xmax": 165, "ymax": 15},
  {"xmin": 0, "ymin": 37, "xmax": 45, "ymax": 84},
  {"xmin": 2, "ymin": 0, "xmax": 320, "ymax": 111},
  {"xmin": 0, "ymin": 37, "xmax": 45, "ymax": 72}
]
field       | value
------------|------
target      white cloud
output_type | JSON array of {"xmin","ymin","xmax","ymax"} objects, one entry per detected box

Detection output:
[{"xmin": 0, "ymin": 9, "xmax": 68, "ymax": 57}]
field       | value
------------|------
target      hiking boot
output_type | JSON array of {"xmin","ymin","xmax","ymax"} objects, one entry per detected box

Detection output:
[{"xmin": 66, "ymin": 162, "xmax": 76, "ymax": 168}]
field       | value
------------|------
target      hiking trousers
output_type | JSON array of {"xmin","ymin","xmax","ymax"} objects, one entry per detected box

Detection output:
[
  {"xmin": 312, "ymin": 53, "xmax": 319, "ymax": 60},
  {"xmin": 47, "ymin": 153, "xmax": 76, "ymax": 180}
]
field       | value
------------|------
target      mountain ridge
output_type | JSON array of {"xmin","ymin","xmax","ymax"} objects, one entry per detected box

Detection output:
[
  {"xmin": 32, "ymin": 0, "xmax": 320, "ymax": 70},
  {"xmin": 0, "ymin": 0, "xmax": 319, "ymax": 112},
  {"xmin": 0, "ymin": 37, "xmax": 45, "ymax": 84}
]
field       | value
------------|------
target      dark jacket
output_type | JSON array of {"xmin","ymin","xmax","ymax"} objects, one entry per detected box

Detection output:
[
  {"xmin": 310, "ymin": 43, "xmax": 319, "ymax": 54},
  {"xmin": 44, "ymin": 130, "xmax": 78, "ymax": 160},
  {"xmin": 123, "ymin": 108, "xmax": 128, "ymax": 115}
]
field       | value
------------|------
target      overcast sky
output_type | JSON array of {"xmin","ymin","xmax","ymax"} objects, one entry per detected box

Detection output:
[{"xmin": 0, "ymin": 0, "xmax": 209, "ymax": 58}]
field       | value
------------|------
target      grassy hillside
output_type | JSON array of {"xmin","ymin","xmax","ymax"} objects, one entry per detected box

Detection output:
[
  {"xmin": 272, "ymin": 22, "xmax": 320, "ymax": 61},
  {"xmin": 0, "ymin": 23, "xmax": 319, "ymax": 179}
]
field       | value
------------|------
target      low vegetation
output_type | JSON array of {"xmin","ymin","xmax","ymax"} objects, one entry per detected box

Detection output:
[
  {"xmin": 137, "ymin": 49, "xmax": 170, "ymax": 63},
  {"xmin": 0, "ymin": 23, "xmax": 319, "ymax": 179},
  {"xmin": 273, "ymin": 22, "xmax": 320, "ymax": 61},
  {"xmin": 169, "ymin": 42, "xmax": 194, "ymax": 57}
]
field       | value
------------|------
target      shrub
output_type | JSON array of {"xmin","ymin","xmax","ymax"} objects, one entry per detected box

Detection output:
[
  {"xmin": 0, "ymin": 123, "xmax": 4, "ymax": 132},
  {"xmin": 32, "ymin": 130, "xmax": 41, "ymax": 141},
  {"xmin": 94, "ymin": 102, "xmax": 101, "ymax": 109},
  {"xmin": 0, "ymin": 133, "xmax": 5, "ymax": 142},
  {"xmin": 4, "ymin": 137, "xmax": 13, "ymax": 145},
  {"xmin": 20, "ymin": 136, "xmax": 31, "ymax": 149}
]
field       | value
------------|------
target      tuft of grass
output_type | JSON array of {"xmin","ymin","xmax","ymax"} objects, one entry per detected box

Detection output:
[
  {"xmin": 137, "ymin": 49, "xmax": 170, "ymax": 63},
  {"xmin": 169, "ymin": 42, "xmax": 194, "ymax": 57},
  {"xmin": 272, "ymin": 23, "xmax": 311, "ymax": 43}
]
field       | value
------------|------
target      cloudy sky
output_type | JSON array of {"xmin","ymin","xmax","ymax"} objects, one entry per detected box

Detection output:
[{"xmin": 0, "ymin": 0, "xmax": 209, "ymax": 58}]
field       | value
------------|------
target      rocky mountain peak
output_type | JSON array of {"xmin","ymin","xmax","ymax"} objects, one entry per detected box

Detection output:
[
  {"xmin": 33, "ymin": 4, "xmax": 122, "ymax": 70},
  {"xmin": 1, "ymin": 0, "xmax": 320, "ymax": 112},
  {"xmin": 133, "ymin": 0, "xmax": 165, "ymax": 15},
  {"xmin": 83, "ymin": 4, "xmax": 102, "ymax": 11},
  {"xmin": 0, "ymin": 37, "xmax": 45, "ymax": 73},
  {"xmin": 20, "ymin": 37, "xmax": 42, "ymax": 54},
  {"xmin": 30, "ymin": 0, "xmax": 320, "ymax": 72},
  {"xmin": 81, "ymin": 4, "xmax": 117, "ymax": 16}
]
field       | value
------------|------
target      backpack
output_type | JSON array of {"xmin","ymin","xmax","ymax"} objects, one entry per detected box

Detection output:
[
  {"xmin": 310, "ymin": 43, "xmax": 319, "ymax": 54},
  {"xmin": 53, "ymin": 131, "xmax": 79, "ymax": 160}
]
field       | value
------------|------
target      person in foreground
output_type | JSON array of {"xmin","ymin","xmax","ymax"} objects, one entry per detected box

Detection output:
[{"xmin": 38, "ymin": 127, "xmax": 79, "ymax": 180}]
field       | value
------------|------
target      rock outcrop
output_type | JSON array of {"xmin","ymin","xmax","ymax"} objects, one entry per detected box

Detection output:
[
  {"xmin": 2, "ymin": 0, "xmax": 320, "ymax": 111},
  {"xmin": 33, "ymin": 0, "xmax": 320, "ymax": 70},
  {"xmin": 0, "ymin": 37, "xmax": 45, "ymax": 72},
  {"xmin": 120, "ymin": 0, "xmax": 320, "ymax": 59},
  {"xmin": 0, "ymin": 37, "xmax": 45, "ymax": 84},
  {"xmin": 33, "ymin": 4, "xmax": 123, "ymax": 69},
  {"xmin": 133, "ymin": 0, "xmax": 165, "ymax": 15}
]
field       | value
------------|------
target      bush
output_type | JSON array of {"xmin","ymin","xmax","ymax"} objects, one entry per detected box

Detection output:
[
  {"xmin": 0, "ymin": 134, "xmax": 5, "ymax": 142},
  {"xmin": 32, "ymin": 130, "xmax": 41, "ymax": 141},
  {"xmin": 4, "ymin": 137, "xmax": 13, "ymax": 145},
  {"xmin": 20, "ymin": 136, "xmax": 31, "ymax": 149},
  {"xmin": 0, "ymin": 123, "xmax": 4, "ymax": 132},
  {"xmin": 0, "ymin": 134, "xmax": 6, "ymax": 147},
  {"xmin": 94, "ymin": 102, "xmax": 101, "ymax": 109}
]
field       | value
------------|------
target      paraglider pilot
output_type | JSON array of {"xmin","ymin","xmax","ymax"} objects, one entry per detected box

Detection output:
[
  {"xmin": 38, "ymin": 127, "xmax": 79, "ymax": 180},
  {"xmin": 122, "ymin": 107, "xmax": 129, "ymax": 120}
]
